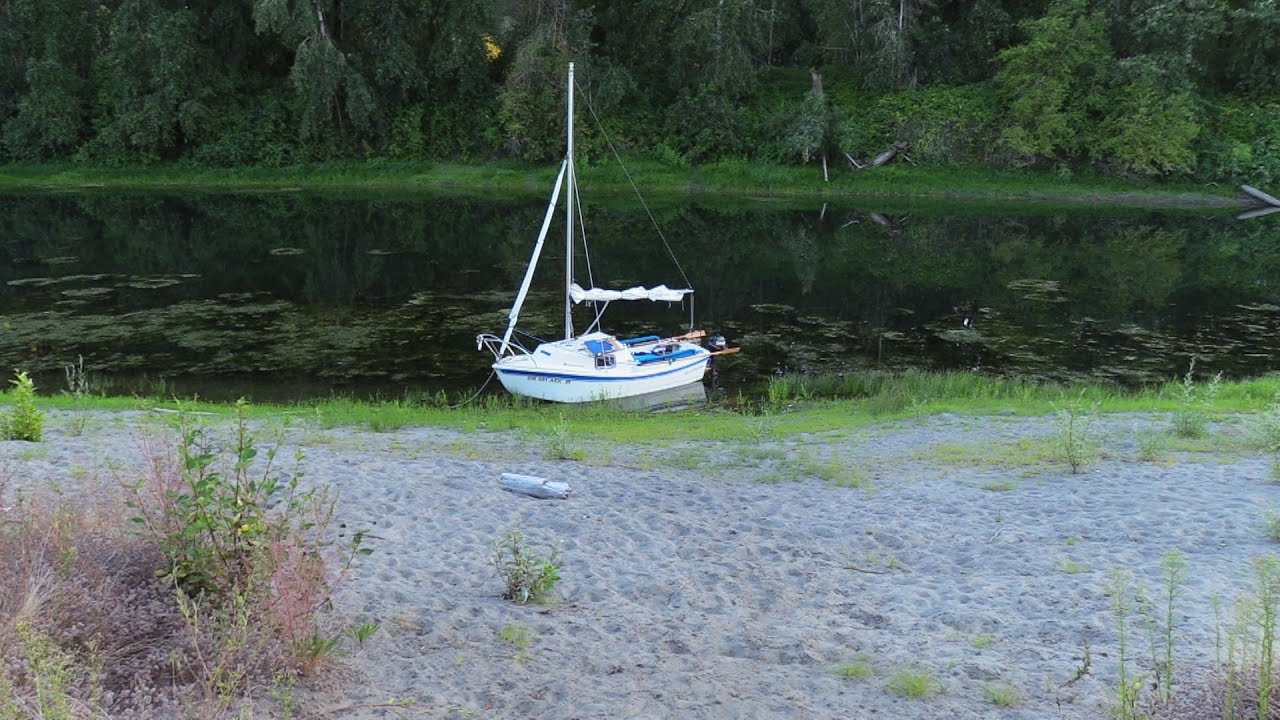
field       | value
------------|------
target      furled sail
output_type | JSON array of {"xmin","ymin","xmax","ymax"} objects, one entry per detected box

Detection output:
[{"xmin": 569, "ymin": 283, "xmax": 692, "ymax": 304}]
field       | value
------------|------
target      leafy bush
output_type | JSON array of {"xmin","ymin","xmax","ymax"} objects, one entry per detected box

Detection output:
[
  {"xmin": 2, "ymin": 370, "xmax": 44, "ymax": 442},
  {"xmin": 491, "ymin": 530, "xmax": 561, "ymax": 604},
  {"xmin": 1171, "ymin": 358, "xmax": 1221, "ymax": 439}
]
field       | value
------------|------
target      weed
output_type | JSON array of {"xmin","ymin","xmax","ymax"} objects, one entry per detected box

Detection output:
[
  {"xmin": 971, "ymin": 634, "xmax": 995, "ymax": 649},
  {"xmin": 1265, "ymin": 508, "xmax": 1280, "ymax": 542},
  {"xmin": 63, "ymin": 355, "xmax": 90, "ymax": 436},
  {"xmin": 492, "ymin": 530, "xmax": 561, "ymax": 604},
  {"xmin": 542, "ymin": 413, "xmax": 586, "ymax": 461},
  {"xmin": 348, "ymin": 621, "xmax": 380, "ymax": 648},
  {"xmin": 1061, "ymin": 559, "xmax": 1088, "ymax": 575},
  {"xmin": 2, "ymin": 370, "xmax": 43, "ymax": 442},
  {"xmin": 981, "ymin": 479, "xmax": 1017, "ymax": 492},
  {"xmin": 1139, "ymin": 550, "xmax": 1186, "ymax": 707},
  {"xmin": 1054, "ymin": 394, "xmax": 1100, "ymax": 474},
  {"xmin": 1171, "ymin": 357, "xmax": 1221, "ymax": 439},
  {"xmin": 1109, "ymin": 569, "xmax": 1143, "ymax": 720},
  {"xmin": 1136, "ymin": 431, "xmax": 1168, "ymax": 463},
  {"xmin": 983, "ymin": 683, "xmax": 1018, "ymax": 707},
  {"xmin": 501, "ymin": 624, "xmax": 533, "ymax": 663},
  {"xmin": 1251, "ymin": 394, "xmax": 1280, "ymax": 480},
  {"xmin": 1255, "ymin": 556, "xmax": 1280, "ymax": 718},
  {"xmin": 887, "ymin": 668, "xmax": 940, "ymax": 698},
  {"xmin": 832, "ymin": 656, "xmax": 873, "ymax": 679}
]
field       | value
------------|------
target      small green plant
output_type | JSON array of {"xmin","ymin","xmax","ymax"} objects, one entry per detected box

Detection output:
[
  {"xmin": 981, "ymin": 479, "xmax": 1017, "ymax": 492},
  {"xmin": 2, "ymin": 370, "xmax": 44, "ymax": 442},
  {"xmin": 1061, "ymin": 559, "xmax": 1088, "ymax": 575},
  {"xmin": 1265, "ymin": 508, "xmax": 1280, "ymax": 541},
  {"xmin": 1136, "ymin": 431, "xmax": 1168, "ymax": 463},
  {"xmin": 347, "ymin": 621, "xmax": 379, "ymax": 648},
  {"xmin": 491, "ymin": 530, "xmax": 562, "ymax": 604},
  {"xmin": 831, "ymin": 656, "xmax": 873, "ymax": 679},
  {"xmin": 1171, "ymin": 357, "xmax": 1221, "ymax": 439},
  {"xmin": 886, "ymin": 668, "xmax": 940, "ymax": 698},
  {"xmin": 1256, "ymin": 555, "xmax": 1280, "ymax": 719},
  {"xmin": 542, "ymin": 414, "xmax": 585, "ymax": 461},
  {"xmin": 1109, "ymin": 569, "xmax": 1143, "ymax": 720},
  {"xmin": 1054, "ymin": 394, "xmax": 1099, "ymax": 474},
  {"xmin": 500, "ymin": 624, "xmax": 533, "ymax": 663},
  {"xmin": 1252, "ymin": 393, "xmax": 1280, "ymax": 480},
  {"xmin": 983, "ymin": 683, "xmax": 1018, "ymax": 707},
  {"xmin": 1147, "ymin": 549, "xmax": 1186, "ymax": 705},
  {"xmin": 62, "ymin": 355, "xmax": 90, "ymax": 436}
]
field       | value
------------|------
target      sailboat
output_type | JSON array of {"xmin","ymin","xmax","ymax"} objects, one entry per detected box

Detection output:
[{"xmin": 476, "ymin": 63, "xmax": 730, "ymax": 403}]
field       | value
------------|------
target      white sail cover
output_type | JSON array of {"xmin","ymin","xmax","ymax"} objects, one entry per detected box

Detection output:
[{"xmin": 569, "ymin": 283, "xmax": 692, "ymax": 304}]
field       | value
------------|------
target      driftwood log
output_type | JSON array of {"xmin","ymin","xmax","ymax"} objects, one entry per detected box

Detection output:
[
  {"xmin": 843, "ymin": 141, "xmax": 912, "ymax": 170},
  {"xmin": 1242, "ymin": 184, "xmax": 1280, "ymax": 208},
  {"xmin": 500, "ymin": 473, "xmax": 571, "ymax": 499},
  {"xmin": 1238, "ymin": 185, "xmax": 1280, "ymax": 220},
  {"xmin": 873, "ymin": 140, "xmax": 912, "ymax": 167}
]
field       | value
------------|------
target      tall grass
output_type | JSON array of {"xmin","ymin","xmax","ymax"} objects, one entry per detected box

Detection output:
[
  {"xmin": 0, "ymin": 160, "xmax": 1234, "ymax": 209},
  {"xmin": 0, "ymin": 408, "xmax": 369, "ymax": 717}
]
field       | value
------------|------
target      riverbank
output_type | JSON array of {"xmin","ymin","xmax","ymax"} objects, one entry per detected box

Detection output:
[
  {"xmin": 4, "ymin": 404, "xmax": 1279, "ymax": 718},
  {"xmin": 0, "ymin": 161, "xmax": 1244, "ymax": 210}
]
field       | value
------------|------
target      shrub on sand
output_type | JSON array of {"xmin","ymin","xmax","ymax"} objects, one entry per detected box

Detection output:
[
  {"xmin": 0, "ymin": 403, "xmax": 373, "ymax": 716},
  {"xmin": 2, "ymin": 370, "xmax": 43, "ymax": 442},
  {"xmin": 492, "ymin": 530, "xmax": 562, "ymax": 604}
]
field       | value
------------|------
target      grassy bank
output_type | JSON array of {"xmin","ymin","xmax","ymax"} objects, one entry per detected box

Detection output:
[
  {"xmin": 12, "ymin": 370, "xmax": 1280, "ymax": 446},
  {"xmin": 0, "ymin": 161, "xmax": 1243, "ymax": 210}
]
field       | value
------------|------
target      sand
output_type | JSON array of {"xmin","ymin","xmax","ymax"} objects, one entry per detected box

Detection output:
[{"xmin": 5, "ymin": 409, "xmax": 1280, "ymax": 719}]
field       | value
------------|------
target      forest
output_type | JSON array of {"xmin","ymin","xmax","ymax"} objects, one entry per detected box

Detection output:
[{"xmin": 1, "ymin": 0, "xmax": 1278, "ymax": 184}]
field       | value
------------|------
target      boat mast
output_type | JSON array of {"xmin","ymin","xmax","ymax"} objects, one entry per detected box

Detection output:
[{"xmin": 564, "ymin": 62, "xmax": 575, "ymax": 341}]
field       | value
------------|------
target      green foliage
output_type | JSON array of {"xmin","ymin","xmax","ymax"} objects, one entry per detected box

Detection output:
[
  {"xmin": 886, "ymin": 668, "xmax": 941, "ymax": 698},
  {"xmin": 2, "ymin": 370, "xmax": 44, "ymax": 442},
  {"xmin": 89, "ymin": 0, "xmax": 213, "ymax": 163},
  {"xmin": 1095, "ymin": 57, "xmax": 1199, "ymax": 175},
  {"xmin": 491, "ymin": 530, "xmax": 561, "ymax": 605},
  {"xmin": 832, "ymin": 657, "xmax": 873, "ymax": 679},
  {"xmin": 983, "ymin": 683, "xmax": 1018, "ymax": 707},
  {"xmin": 124, "ymin": 400, "xmax": 343, "ymax": 596},
  {"xmin": 996, "ymin": 0, "xmax": 1111, "ymax": 164},
  {"xmin": 785, "ymin": 89, "xmax": 828, "ymax": 165},
  {"xmin": 1054, "ymin": 395, "xmax": 1099, "ymax": 475},
  {"xmin": 1171, "ymin": 358, "xmax": 1221, "ymax": 439},
  {"xmin": 1199, "ymin": 99, "xmax": 1280, "ymax": 186}
]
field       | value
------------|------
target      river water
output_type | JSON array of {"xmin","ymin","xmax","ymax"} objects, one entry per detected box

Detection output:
[{"xmin": 1, "ymin": 191, "xmax": 1277, "ymax": 401}]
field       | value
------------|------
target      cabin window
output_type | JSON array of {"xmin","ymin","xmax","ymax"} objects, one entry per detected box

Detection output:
[{"xmin": 595, "ymin": 355, "xmax": 616, "ymax": 369}]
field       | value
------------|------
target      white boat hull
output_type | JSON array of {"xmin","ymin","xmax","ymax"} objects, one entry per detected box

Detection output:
[{"xmin": 494, "ymin": 354, "xmax": 710, "ymax": 403}]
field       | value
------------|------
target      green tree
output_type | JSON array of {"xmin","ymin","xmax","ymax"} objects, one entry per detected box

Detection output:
[
  {"xmin": 253, "ymin": 0, "xmax": 376, "ymax": 147},
  {"xmin": 90, "ymin": 0, "xmax": 215, "ymax": 162},
  {"xmin": 785, "ymin": 75, "xmax": 831, "ymax": 176},
  {"xmin": 1223, "ymin": 0, "xmax": 1280, "ymax": 97},
  {"xmin": 0, "ymin": 0, "xmax": 95, "ymax": 160},
  {"xmin": 995, "ymin": 0, "xmax": 1111, "ymax": 164},
  {"xmin": 1095, "ymin": 56, "xmax": 1199, "ymax": 176}
]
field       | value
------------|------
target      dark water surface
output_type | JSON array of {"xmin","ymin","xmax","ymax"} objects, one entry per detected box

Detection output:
[{"xmin": 1, "ymin": 191, "xmax": 1278, "ymax": 401}]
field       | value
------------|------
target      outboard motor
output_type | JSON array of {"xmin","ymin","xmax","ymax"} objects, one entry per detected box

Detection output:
[{"xmin": 708, "ymin": 334, "xmax": 727, "ymax": 352}]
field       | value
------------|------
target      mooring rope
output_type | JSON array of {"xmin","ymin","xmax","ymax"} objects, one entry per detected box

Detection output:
[{"xmin": 450, "ymin": 369, "xmax": 498, "ymax": 408}]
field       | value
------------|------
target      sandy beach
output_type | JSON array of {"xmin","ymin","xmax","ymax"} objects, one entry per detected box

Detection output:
[{"xmin": 5, "ymin": 408, "xmax": 1278, "ymax": 719}]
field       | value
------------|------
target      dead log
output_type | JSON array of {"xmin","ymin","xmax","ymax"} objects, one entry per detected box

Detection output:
[
  {"xmin": 500, "ymin": 473, "xmax": 571, "ymax": 499},
  {"xmin": 845, "ymin": 153, "xmax": 867, "ymax": 170},
  {"xmin": 872, "ymin": 141, "xmax": 911, "ymax": 168},
  {"xmin": 1242, "ymin": 184, "xmax": 1280, "ymax": 208}
]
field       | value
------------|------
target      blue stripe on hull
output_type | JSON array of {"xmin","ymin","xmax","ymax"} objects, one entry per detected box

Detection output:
[{"xmin": 495, "ymin": 357, "xmax": 709, "ymax": 383}]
